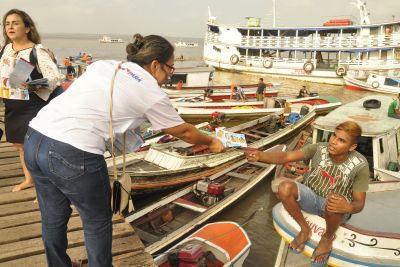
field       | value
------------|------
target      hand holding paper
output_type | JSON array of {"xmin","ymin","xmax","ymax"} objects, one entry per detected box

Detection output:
[{"xmin": 215, "ymin": 127, "xmax": 247, "ymax": 148}]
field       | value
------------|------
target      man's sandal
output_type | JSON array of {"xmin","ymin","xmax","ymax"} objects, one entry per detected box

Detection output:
[
  {"xmin": 289, "ymin": 236, "xmax": 309, "ymax": 254},
  {"xmin": 310, "ymin": 250, "xmax": 332, "ymax": 266}
]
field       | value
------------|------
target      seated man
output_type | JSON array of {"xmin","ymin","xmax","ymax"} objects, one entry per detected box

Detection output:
[
  {"xmin": 244, "ymin": 121, "xmax": 369, "ymax": 266},
  {"xmin": 388, "ymin": 93, "xmax": 400, "ymax": 119},
  {"xmin": 298, "ymin": 85, "xmax": 310, "ymax": 98}
]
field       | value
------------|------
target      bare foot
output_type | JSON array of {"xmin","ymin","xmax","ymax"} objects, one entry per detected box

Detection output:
[
  {"xmin": 311, "ymin": 235, "xmax": 334, "ymax": 265},
  {"xmin": 290, "ymin": 228, "xmax": 310, "ymax": 253},
  {"xmin": 12, "ymin": 181, "xmax": 34, "ymax": 192}
]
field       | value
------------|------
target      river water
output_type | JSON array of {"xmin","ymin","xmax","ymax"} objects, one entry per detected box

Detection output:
[{"xmin": 33, "ymin": 34, "xmax": 386, "ymax": 266}]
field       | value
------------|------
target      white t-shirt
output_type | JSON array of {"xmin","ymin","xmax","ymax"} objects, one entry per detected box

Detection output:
[{"xmin": 30, "ymin": 60, "xmax": 184, "ymax": 155}]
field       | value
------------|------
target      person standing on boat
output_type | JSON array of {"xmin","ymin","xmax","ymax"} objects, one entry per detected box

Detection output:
[
  {"xmin": 0, "ymin": 9, "xmax": 60, "ymax": 193},
  {"xmin": 388, "ymin": 93, "xmax": 400, "ymax": 119},
  {"xmin": 236, "ymin": 84, "xmax": 246, "ymax": 101},
  {"xmin": 244, "ymin": 121, "xmax": 369, "ymax": 266},
  {"xmin": 23, "ymin": 33, "xmax": 224, "ymax": 267},
  {"xmin": 256, "ymin": 77, "xmax": 266, "ymax": 101}
]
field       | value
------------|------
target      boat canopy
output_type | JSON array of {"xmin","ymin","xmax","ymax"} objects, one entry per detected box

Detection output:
[{"xmin": 314, "ymin": 95, "xmax": 400, "ymax": 137}]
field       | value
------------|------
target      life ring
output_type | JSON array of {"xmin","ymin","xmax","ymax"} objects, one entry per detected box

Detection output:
[
  {"xmin": 363, "ymin": 99, "xmax": 381, "ymax": 109},
  {"xmin": 303, "ymin": 61, "xmax": 314, "ymax": 73},
  {"xmin": 230, "ymin": 54, "xmax": 239, "ymax": 65},
  {"xmin": 371, "ymin": 81, "xmax": 380, "ymax": 88},
  {"xmin": 335, "ymin": 66, "xmax": 347, "ymax": 76},
  {"xmin": 262, "ymin": 57, "xmax": 273, "ymax": 68},
  {"xmin": 284, "ymin": 163, "xmax": 309, "ymax": 175}
]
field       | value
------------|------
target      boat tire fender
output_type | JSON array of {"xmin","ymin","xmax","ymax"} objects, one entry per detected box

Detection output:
[
  {"xmin": 371, "ymin": 81, "xmax": 380, "ymax": 88},
  {"xmin": 262, "ymin": 58, "xmax": 273, "ymax": 68},
  {"xmin": 230, "ymin": 54, "xmax": 239, "ymax": 65},
  {"xmin": 336, "ymin": 66, "xmax": 347, "ymax": 76},
  {"xmin": 284, "ymin": 163, "xmax": 309, "ymax": 175},
  {"xmin": 363, "ymin": 99, "xmax": 381, "ymax": 109},
  {"xmin": 303, "ymin": 61, "xmax": 314, "ymax": 73}
]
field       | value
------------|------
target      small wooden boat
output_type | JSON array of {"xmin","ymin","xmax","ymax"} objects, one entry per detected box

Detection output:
[
  {"xmin": 154, "ymin": 221, "xmax": 251, "ymax": 267},
  {"xmin": 313, "ymin": 95, "xmax": 400, "ymax": 187},
  {"xmin": 344, "ymin": 73, "xmax": 400, "ymax": 94},
  {"xmin": 271, "ymin": 128, "xmax": 313, "ymax": 193},
  {"xmin": 113, "ymin": 107, "xmax": 315, "ymax": 192},
  {"xmin": 175, "ymin": 95, "xmax": 341, "ymax": 116},
  {"xmin": 126, "ymin": 145, "xmax": 284, "ymax": 255},
  {"xmin": 273, "ymin": 188, "xmax": 400, "ymax": 266}
]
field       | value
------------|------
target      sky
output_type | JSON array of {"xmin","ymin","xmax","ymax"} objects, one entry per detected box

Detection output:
[{"xmin": 1, "ymin": 0, "xmax": 400, "ymax": 38}]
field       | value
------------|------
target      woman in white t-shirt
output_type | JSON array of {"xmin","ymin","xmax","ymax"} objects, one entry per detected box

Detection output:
[{"xmin": 24, "ymin": 33, "xmax": 224, "ymax": 267}]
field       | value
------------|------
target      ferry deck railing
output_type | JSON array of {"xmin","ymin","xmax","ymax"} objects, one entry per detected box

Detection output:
[{"xmin": 205, "ymin": 32, "xmax": 400, "ymax": 50}]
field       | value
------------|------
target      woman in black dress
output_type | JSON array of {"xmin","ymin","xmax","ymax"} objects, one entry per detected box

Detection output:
[{"xmin": 1, "ymin": 9, "xmax": 60, "ymax": 192}]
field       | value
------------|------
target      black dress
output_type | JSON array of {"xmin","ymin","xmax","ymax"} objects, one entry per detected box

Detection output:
[{"xmin": 3, "ymin": 65, "xmax": 48, "ymax": 144}]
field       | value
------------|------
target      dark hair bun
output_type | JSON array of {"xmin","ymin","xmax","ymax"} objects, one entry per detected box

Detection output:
[{"xmin": 126, "ymin": 33, "xmax": 144, "ymax": 57}]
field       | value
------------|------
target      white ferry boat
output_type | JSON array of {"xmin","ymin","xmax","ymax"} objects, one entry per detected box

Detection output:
[
  {"xmin": 99, "ymin": 36, "xmax": 124, "ymax": 43},
  {"xmin": 204, "ymin": 0, "xmax": 400, "ymax": 85},
  {"xmin": 174, "ymin": 41, "xmax": 199, "ymax": 48}
]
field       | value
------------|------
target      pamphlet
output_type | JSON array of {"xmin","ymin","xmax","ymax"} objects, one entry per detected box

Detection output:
[
  {"xmin": 0, "ymin": 78, "xmax": 29, "ymax": 100},
  {"xmin": 215, "ymin": 127, "xmax": 247, "ymax": 148},
  {"xmin": 9, "ymin": 58, "xmax": 34, "ymax": 88}
]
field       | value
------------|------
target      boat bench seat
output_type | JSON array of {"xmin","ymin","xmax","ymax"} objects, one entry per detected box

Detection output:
[{"xmin": 173, "ymin": 198, "xmax": 207, "ymax": 213}]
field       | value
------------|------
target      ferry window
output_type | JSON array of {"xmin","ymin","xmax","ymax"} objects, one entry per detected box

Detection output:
[
  {"xmin": 263, "ymin": 30, "xmax": 278, "ymax": 37},
  {"xmin": 238, "ymin": 29, "xmax": 247, "ymax": 36},
  {"xmin": 238, "ymin": 48, "xmax": 246, "ymax": 56},
  {"xmin": 379, "ymin": 138, "xmax": 384, "ymax": 154},
  {"xmin": 247, "ymin": 49, "xmax": 260, "ymax": 57},
  {"xmin": 249, "ymin": 30, "xmax": 261, "ymax": 36}
]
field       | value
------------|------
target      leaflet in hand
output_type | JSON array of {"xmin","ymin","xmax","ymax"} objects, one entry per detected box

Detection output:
[
  {"xmin": 8, "ymin": 58, "xmax": 34, "ymax": 88},
  {"xmin": 215, "ymin": 127, "xmax": 247, "ymax": 148},
  {"xmin": 0, "ymin": 78, "xmax": 29, "ymax": 100}
]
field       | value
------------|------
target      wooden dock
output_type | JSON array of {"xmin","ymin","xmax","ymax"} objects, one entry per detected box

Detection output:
[{"xmin": 0, "ymin": 106, "xmax": 155, "ymax": 267}]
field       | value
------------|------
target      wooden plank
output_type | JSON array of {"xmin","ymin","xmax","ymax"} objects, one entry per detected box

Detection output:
[
  {"xmin": 173, "ymin": 198, "xmax": 207, "ymax": 213},
  {"xmin": 0, "ymin": 162, "xmax": 22, "ymax": 171},
  {"xmin": 0, "ymin": 214, "xmax": 124, "ymax": 245},
  {"xmin": 248, "ymin": 161, "xmax": 270, "ymax": 168},
  {"xmin": 227, "ymin": 171, "xmax": 251, "ymax": 180},
  {"xmin": 0, "ymin": 200, "xmax": 40, "ymax": 217},
  {"xmin": 0, "ymin": 157, "xmax": 21, "ymax": 166},
  {"xmin": 250, "ymin": 129, "xmax": 270, "ymax": 136},
  {"xmin": 0, "ymin": 176, "xmax": 24, "ymax": 188},
  {"xmin": 112, "ymin": 250, "xmax": 155, "ymax": 267},
  {"xmin": 0, "ymin": 187, "xmax": 36, "ymax": 204},
  {"xmin": 0, "ymin": 169, "xmax": 24, "ymax": 179},
  {"xmin": 0, "ymin": 221, "xmax": 134, "ymax": 262},
  {"xmin": 241, "ymin": 130, "xmax": 262, "ymax": 139},
  {"xmin": 134, "ymin": 227, "xmax": 160, "ymax": 244},
  {"xmin": 1, "ymin": 235, "xmax": 148, "ymax": 266},
  {"xmin": 0, "ymin": 210, "xmax": 78, "ymax": 230},
  {"xmin": 0, "ymin": 151, "xmax": 19, "ymax": 159}
]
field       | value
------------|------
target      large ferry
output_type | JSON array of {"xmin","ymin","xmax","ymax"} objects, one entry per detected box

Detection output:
[{"xmin": 203, "ymin": 1, "xmax": 400, "ymax": 85}]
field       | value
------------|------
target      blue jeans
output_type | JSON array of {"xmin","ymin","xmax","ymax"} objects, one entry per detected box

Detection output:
[
  {"xmin": 296, "ymin": 182, "xmax": 351, "ymax": 222},
  {"xmin": 24, "ymin": 127, "xmax": 112, "ymax": 267}
]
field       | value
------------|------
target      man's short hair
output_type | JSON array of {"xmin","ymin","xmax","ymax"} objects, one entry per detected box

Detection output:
[
  {"xmin": 259, "ymin": 78, "xmax": 263, "ymax": 81},
  {"xmin": 335, "ymin": 121, "xmax": 362, "ymax": 144}
]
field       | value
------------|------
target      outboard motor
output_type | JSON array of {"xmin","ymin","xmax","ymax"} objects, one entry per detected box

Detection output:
[{"xmin": 194, "ymin": 180, "xmax": 225, "ymax": 206}]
